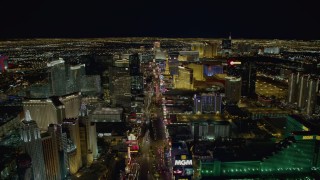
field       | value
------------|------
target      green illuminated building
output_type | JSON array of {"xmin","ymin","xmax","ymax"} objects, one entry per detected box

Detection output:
[
  {"xmin": 199, "ymin": 116, "xmax": 320, "ymax": 178},
  {"xmin": 200, "ymin": 139, "xmax": 317, "ymax": 178}
]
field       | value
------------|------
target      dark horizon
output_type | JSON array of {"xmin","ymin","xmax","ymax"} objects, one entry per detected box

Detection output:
[
  {"xmin": 1, "ymin": 35, "xmax": 319, "ymax": 41},
  {"xmin": 1, "ymin": 1, "xmax": 320, "ymax": 40}
]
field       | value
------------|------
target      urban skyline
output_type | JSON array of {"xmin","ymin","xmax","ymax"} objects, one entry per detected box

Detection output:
[
  {"xmin": 1, "ymin": 37, "xmax": 320, "ymax": 179},
  {"xmin": 1, "ymin": 2, "xmax": 320, "ymax": 179}
]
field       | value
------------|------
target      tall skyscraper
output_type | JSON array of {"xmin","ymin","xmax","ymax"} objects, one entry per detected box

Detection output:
[
  {"xmin": 298, "ymin": 75, "xmax": 309, "ymax": 108},
  {"xmin": 194, "ymin": 94, "xmax": 202, "ymax": 114},
  {"xmin": 129, "ymin": 53, "xmax": 140, "ymax": 76},
  {"xmin": 221, "ymin": 34, "xmax": 232, "ymax": 55},
  {"xmin": 129, "ymin": 53, "xmax": 143, "ymax": 96},
  {"xmin": 240, "ymin": 62, "xmax": 256, "ymax": 97},
  {"xmin": 67, "ymin": 64, "xmax": 86, "ymax": 93},
  {"xmin": 194, "ymin": 93, "xmax": 223, "ymax": 114},
  {"xmin": 225, "ymin": 76, "xmax": 241, "ymax": 104},
  {"xmin": 48, "ymin": 124, "xmax": 69, "ymax": 179},
  {"xmin": 48, "ymin": 58, "xmax": 67, "ymax": 96},
  {"xmin": 191, "ymin": 43, "xmax": 204, "ymax": 58},
  {"xmin": 287, "ymin": 73, "xmax": 298, "ymax": 104},
  {"xmin": 79, "ymin": 117, "xmax": 98, "ymax": 167},
  {"xmin": 62, "ymin": 118, "xmax": 82, "ymax": 174},
  {"xmin": 41, "ymin": 133, "xmax": 61, "ymax": 180},
  {"xmin": 23, "ymin": 92, "xmax": 80, "ymax": 130},
  {"xmin": 203, "ymin": 42, "xmax": 218, "ymax": 58},
  {"xmin": 109, "ymin": 66, "xmax": 131, "ymax": 109},
  {"xmin": 187, "ymin": 63, "xmax": 205, "ymax": 81},
  {"xmin": 20, "ymin": 111, "xmax": 46, "ymax": 180},
  {"xmin": 306, "ymin": 78, "xmax": 318, "ymax": 115},
  {"xmin": 174, "ymin": 66, "xmax": 194, "ymax": 90},
  {"xmin": 60, "ymin": 92, "xmax": 81, "ymax": 119},
  {"xmin": 287, "ymin": 68, "xmax": 304, "ymax": 104}
]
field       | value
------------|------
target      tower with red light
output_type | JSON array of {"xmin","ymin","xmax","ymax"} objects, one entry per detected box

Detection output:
[{"xmin": 0, "ymin": 55, "xmax": 8, "ymax": 73}]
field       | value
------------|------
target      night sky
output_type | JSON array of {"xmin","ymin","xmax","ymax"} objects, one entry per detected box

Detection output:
[{"xmin": 1, "ymin": 0, "xmax": 319, "ymax": 39}]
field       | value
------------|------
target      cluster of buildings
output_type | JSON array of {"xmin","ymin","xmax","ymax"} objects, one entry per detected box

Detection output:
[
  {"xmin": 287, "ymin": 70, "xmax": 320, "ymax": 115},
  {"xmin": 0, "ymin": 58, "xmax": 101, "ymax": 179},
  {"xmin": 155, "ymin": 38, "xmax": 320, "ymax": 179},
  {"xmin": 0, "ymin": 37, "xmax": 320, "ymax": 180}
]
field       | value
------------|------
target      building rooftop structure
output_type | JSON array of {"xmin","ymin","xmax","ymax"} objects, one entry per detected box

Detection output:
[
  {"xmin": 47, "ymin": 58, "xmax": 65, "ymax": 67},
  {"xmin": 92, "ymin": 107, "xmax": 123, "ymax": 115},
  {"xmin": 176, "ymin": 114, "xmax": 224, "ymax": 123}
]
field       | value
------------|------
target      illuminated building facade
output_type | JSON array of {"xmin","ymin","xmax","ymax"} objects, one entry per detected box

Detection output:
[
  {"xmin": 168, "ymin": 52, "xmax": 179, "ymax": 75},
  {"xmin": 306, "ymin": 78, "xmax": 318, "ymax": 115},
  {"xmin": 155, "ymin": 51, "xmax": 167, "ymax": 61},
  {"xmin": 178, "ymin": 51, "xmax": 199, "ymax": 61},
  {"xmin": 298, "ymin": 75, "xmax": 309, "ymax": 108},
  {"xmin": 23, "ymin": 98, "xmax": 63, "ymax": 131},
  {"xmin": 129, "ymin": 54, "xmax": 143, "ymax": 95},
  {"xmin": 200, "ymin": 138, "xmax": 317, "ymax": 178},
  {"xmin": 264, "ymin": 47, "xmax": 280, "ymax": 54},
  {"xmin": 89, "ymin": 107, "xmax": 123, "ymax": 123},
  {"xmin": 225, "ymin": 76, "xmax": 241, "ymax": 104},
  {"xmin": 131, "ymin": 75, "xmax": 144, "ymax": 95},
  {"xmin": 154, "ymin": 41, "xmax": 161, "ymax": 51},
  {"xmin": 60, "ymin": 92, "xmax": 81, "ymax": 119},
  {"xmin": 79, "ymin": 117, "xmax": 98, "ymax": 167},
  {"xmin": 287, "ymin": 69, "xmax": 304, "ymax": 104},
  {"xmin": 287, "ymin": 73, "xmax": 299, "ymax": 104},
  {"xmin": 200, "ymin": 116, "xmax": 318, "ymax": 178},
  {"xmin": 67, "ymin": 64, "xmax": 85, "ymax": 93},
  {"xmin": 187, "ymin": 63, "xmax": 204, "ymax": 81},
  {"xmin": 114, "ymin": 59, "xmax": 129, "ymax": 67},
  {"xmin": 109, "ymin": 67, "xmax": 131, "ymax": 109},
  {"xmin": 174, "ymin": 66, "xmax": 194, "ymax": 90},
  {"xmin": 295, "ymin": 75, "xmax": 318, "ymax": 114},
  {"xmin": 191, "ymin": 43, "xmax": 204, "ymax": 58},
  {"xmin": 192, "ymin": 121, "xmax": 230, "ymax": 140},
  {"xmin": 62, "ymin": 118, "xmax": 82, "ymax": 174},
  {"xmin": 48, "ymin": 124, "xmax": 69, "ymax": 179},
  {"xmin": 47, "ymin": 58, "xmax": 67, "ymax": 96},
  {"xmin": 193, "ymin": 93, "xmax": 223, "ymax": 114},
  {"xmin": 41, "ymin": 133, "xmax": 61, "ymax": 180},
  {"xmin": 23, "ymin": 92, "xmax": 80, "ymax": 131},
  {"xmin": 20, "ymin": 111, "xmax": 46, "ymax": 180},
  {"xmin": 204, "ymin": 42, "xmax": 218, "ymax": 58},
  {"xmin": 204, "ymin": 65, "xmax": 223, "ymax": 77}
]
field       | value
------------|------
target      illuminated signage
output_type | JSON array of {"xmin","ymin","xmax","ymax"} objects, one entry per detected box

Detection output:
[
  {"xmin": 173, "ymin": 169, "xmax": 182, "ymax": 174},
  {"xmin": 175, "ymin": 160, "xmax": 192, "ymax": 166},
  {"xmin": 229, "ymin": 61, "xmax": 241, "ymax": 65}
]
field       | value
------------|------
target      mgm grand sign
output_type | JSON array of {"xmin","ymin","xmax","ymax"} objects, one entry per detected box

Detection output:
[{"xmin": 174, "ymin": 155, "xmax": 192, "ymax": 166}]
